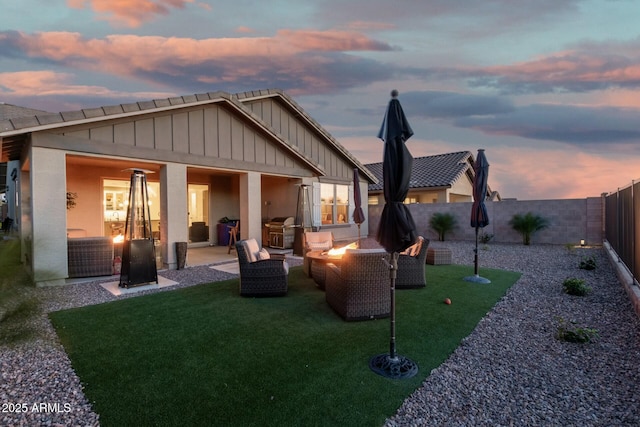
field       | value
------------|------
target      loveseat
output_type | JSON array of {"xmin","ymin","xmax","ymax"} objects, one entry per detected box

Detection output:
[{"xmin": 67, "ymin": 237, "xmax": 114, "ymax": 278}]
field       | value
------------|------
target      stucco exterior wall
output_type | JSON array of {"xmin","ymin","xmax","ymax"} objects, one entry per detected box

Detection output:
[{"xmin": 368, "ymin": 197, "xmax": 603, "ymax": 245}]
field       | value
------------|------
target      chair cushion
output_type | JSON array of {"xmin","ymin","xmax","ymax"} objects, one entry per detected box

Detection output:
[
  {"xmin": 243, "ymin": 238, "xmax": 261, "ymax": 262},
  {"xmin": 307, "ymin": 240, "xmax": 332, "ymax": 251}
]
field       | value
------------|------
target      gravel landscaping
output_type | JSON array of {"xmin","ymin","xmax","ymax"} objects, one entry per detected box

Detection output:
[{"xmin": 2, "ymin": 241, "xmax": 639, "ymax": 426}]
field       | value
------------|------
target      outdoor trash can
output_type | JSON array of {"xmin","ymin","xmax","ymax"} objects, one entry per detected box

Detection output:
[{"xmin": 176, "ymin": 241, "xmax": 187, "ymax": 270}]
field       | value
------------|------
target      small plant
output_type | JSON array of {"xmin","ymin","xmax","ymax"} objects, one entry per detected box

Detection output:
[
  {"xmin": 579, "ymin": 255, "xmax": 597, "ymax": 270},
  {"xmin": 562, "ymin": 278, "xmax": 591, "ymax": 296},
  {"xmin": 479, "ymin": 231, "xmax": 494, "ymax": 244},
  {"xmin": 66, "ymin": 191, "xmax": 78, "ymax": 210},
  {"xmin": 555, "ymin": 317, "xmax": 598, "ymax": 343},
  {"xmin": 429, "ymin": 212, "xmax": 458, "ymax": 242},
  {"xmin": 564, "ymin": 243, "xmax": 576, "ymax": 254},
  {"xmin": 508, "ymin": 212, "xmax": 549, "ymax": 245}
]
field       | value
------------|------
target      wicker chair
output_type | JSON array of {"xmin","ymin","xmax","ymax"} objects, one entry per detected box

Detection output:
[
  {"xmin": 302, "ymin": 231, "xmax": 334, "ymax": 276},
  {"xmin": 236, "ymin": 238, "xmax": 288, "ymax": 297},
  {"xmin": 325, "ymin": 249, "xmax": 390, "ymax": 321},
  {"xmin": 396, "ymin": 236, "xmax": 429, "ymax": 289}
]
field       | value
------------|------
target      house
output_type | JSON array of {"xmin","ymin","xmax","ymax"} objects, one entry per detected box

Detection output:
[
  {"xmin": 0, "ymin": 89, "xmax": 376, "ymax": 286},
  {"xmin": 365, "ymin": 151, "xmax": 500, "ymax": 205},
  {"xmin": 0, "ymin": 104, "xmax": 50, "ymax": 221}
]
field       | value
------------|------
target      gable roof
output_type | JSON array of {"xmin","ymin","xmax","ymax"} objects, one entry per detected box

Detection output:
[
  {"xmin": 234, "ymin": 89, "xmax": 376, "ymax": 183},
  {"xmin": 366, "ymin": 151, "xmax": 474, "ymax": 191},
  {"xmin": 0, "ymin": 89, "xmax": 376, "ymax": 183}
]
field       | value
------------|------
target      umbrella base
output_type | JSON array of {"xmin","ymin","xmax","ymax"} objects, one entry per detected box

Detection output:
[
  {"xmin": 464, "ymin": 274, "xmax": 491, "ymax": 284},
  {"xmin": 369, "ymin": 353, "xmax": 418, "ymax": 379}
]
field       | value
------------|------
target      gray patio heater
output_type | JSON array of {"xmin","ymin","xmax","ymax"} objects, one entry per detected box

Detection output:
[
  {"xmin": 293, "ymin": 184, "xmax": 313, "ymax": 256},
  {"xmin": 119, "ymin": 169, "xmax": 158, "ymax": 288}
]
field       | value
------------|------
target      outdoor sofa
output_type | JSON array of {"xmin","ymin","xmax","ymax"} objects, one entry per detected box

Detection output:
[{"xmin": 67, "ymin": 236, "xmax": 114, "ymax": 278}]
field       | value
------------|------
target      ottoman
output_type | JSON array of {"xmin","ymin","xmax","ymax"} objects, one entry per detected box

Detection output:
[{"xmin": 426, "ymin": 247, "xmax": 452, "ymax": 265}]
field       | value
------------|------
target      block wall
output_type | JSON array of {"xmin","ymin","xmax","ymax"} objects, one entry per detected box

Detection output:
[{"xmin": 368, "ymin": 197, "xmax": 603, "ymax": 245}]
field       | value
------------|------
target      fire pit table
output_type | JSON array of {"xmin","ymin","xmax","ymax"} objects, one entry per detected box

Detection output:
[{"xmin": 306, "ymin": 250, "xmax": 343, "ymax": 289}]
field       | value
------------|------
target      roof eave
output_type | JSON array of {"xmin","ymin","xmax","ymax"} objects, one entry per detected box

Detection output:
[{"xmin": 0, "ymin": 91, "xmax": 326, "ymax": 176}]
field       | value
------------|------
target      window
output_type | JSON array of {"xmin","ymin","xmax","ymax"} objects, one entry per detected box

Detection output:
[
  {"xmin": 319, "ymin": 183, "xmax": 349, "ymax": 225},
  {"xmin": 404, "ymin": 196, "xmax": 418, "ymax": 204},
  {"xmin": 103, "ymin": 179, "xmax": 160, "ymax": 237}
]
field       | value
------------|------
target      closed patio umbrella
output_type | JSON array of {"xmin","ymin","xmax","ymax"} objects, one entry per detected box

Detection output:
[
  {"xmin": 464, "ymin": 148, "xmax": 491, "ymax": 284},
  {"xmin": 370, "ymin": 90, "xmax": 418, "ymax": 380},
  {"xmin": 352, "ymin": 168, "xmax": 366, "ymax": 247}
]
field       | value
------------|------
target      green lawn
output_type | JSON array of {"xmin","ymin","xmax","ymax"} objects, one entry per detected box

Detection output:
[{"xmin": 49, "ymin": 264, "xmax": 520, "ymax": 427}]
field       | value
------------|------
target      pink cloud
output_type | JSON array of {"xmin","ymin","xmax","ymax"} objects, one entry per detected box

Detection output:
[
  {"xmin": 472, "ymin": 40, "xmax": 640, "ymax": 93},
  {"xmin": 0, "ymin": 70, "xmax": 172, "ymax": 100},
  {"xmin": 278, "ymin": 29, "xmax": 393, "ymax": 52},
  {"xmin": 489, "ymin": 146, "xmax": 639, "ymax": 200},
  {"xmin": 486, "ymin": 52, "xmax": 640, "ymax": 84},
  {"xmin": 67, "ymin": 0, "xmax": 194, "ymax": 27},
  {"xmin": 5, "ymin": 30, "xmax": 392, "ymax": 89}
]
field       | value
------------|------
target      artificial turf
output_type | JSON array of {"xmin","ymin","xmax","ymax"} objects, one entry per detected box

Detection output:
[{"xmin": 49, "ymin": 264, "xmax": 520, "ymax": 427}]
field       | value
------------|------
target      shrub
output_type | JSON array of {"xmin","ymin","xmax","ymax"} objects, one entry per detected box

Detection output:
[
  {"xmin": 429, "ymin": 212, "xmax": 458, "ymax": 242},
  {"xmin": 508, "ymin": 212, "xmax": 549, "ymax": 245},
  {"xmin": 479, "ymin": 231, "xmax": 494, "ymax": 244},
  {"xmin": 562, "ymin": 278, "xmax": 591, "ymax": 296},
  {"xmin": 579, "ymin": 255, "xmax": 597, "ymax": 270},
  {"xmin": 555, "ymin": 317, "xmax": 598, "ymax": 343}
]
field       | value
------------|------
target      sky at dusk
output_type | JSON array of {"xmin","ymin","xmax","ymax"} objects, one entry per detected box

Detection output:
[{"xmin": 2, "ymin": 0, "xmax": 640, "ymax": 200}]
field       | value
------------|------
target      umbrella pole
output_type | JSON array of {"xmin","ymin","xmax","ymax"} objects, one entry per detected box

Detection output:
[
  {"xmin": 474, "ymin": 226, "xmax": 479, "ymax": 276},
  {"xmin": 369, "ymin": 251, "xmax": 418, "ymax": 379},
  {"xmin": 357, "ymin": 224, "xmax": 362, "ymax": 248},
  {"xmin": 389, "ymin": 252, "xmax": 398, "ymax": 359},
  {"xmin": 464, "ymin": 227, "xmax": 491, "ymax": 284}
]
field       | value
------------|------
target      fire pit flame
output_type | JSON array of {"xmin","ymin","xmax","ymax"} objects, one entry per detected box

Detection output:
[{"xmin": 326, "ymin": 241, "xmax": 358, "ymax": 256}]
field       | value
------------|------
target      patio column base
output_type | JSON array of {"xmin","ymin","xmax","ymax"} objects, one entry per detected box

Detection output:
[{"xmin": 369, "ymin": 353, "xmax": 418, "ymax": 380}]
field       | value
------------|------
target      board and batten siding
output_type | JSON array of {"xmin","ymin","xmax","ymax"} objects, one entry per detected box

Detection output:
[
  {"xmin": 245, "ymin": 98, "xmax": 354, "ymax": 182},
  {"xmin": 57, "ymin": 104, "xmax": 305, "ymax": 175}
]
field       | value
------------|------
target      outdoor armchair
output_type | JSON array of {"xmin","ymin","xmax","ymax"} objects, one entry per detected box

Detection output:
[
  {"xmin": 325, "ymin": 248, "xmax": 390, "ymax": 321},
  {"xmin": 236, "ymin": 238, "xmax": 288, "ymax": 297},
  {"xmin": 302, "ymin": 231, "xmax": 334, "ymax": 276},
  {"xmin": 396, "ymin": 236, "xmax": 429, "ymax": 289}
]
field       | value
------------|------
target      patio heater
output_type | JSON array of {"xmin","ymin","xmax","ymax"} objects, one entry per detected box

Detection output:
[
  {"xmin": 293, "ymin": 184, "xmax": 313, "ymax": 256},
  {"xmin": 119, "ymin": 169, "xmax": 158, "ymax": 288}
]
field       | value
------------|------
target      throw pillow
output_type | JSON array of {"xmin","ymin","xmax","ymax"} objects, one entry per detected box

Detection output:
[{"xmin": 256, "ymin": 248, "xmax": 271, "ymax": 260}]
